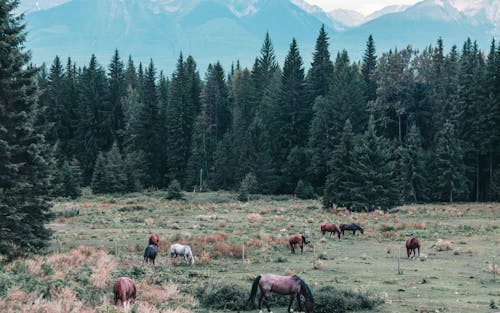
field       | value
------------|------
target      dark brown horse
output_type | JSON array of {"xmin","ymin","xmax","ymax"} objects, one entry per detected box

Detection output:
[
  {"xmin": 288, "ymin": 234, "xmax": 310, "ymax": 254},
  {"xmin": 247, "ymin": 274, "xmax": 314, "ymax": 313},
  {"xmin": 113, "ymin": 277, "xmax": 136, "ymax": 309},
  {"xmin": 143, "ymin": 244, "xmax": 158, "ymax": 265},
  {"xmin": 320, "ymin": 224, "xmax": 340, "ymax": 239},
  {"xmin": 339, "ymin": 223, "xmax": 364, "ymax": 237},
  {"xmin": 406, "ymin": 237, "xmax": 421, "ymax": 258},
  {"xmin": 149, "ymin": 233, "xmax": 159, "ymax": 246}
]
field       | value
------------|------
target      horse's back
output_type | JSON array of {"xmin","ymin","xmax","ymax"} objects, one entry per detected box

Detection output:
[
  {"xmin": 288, "ymin": 234, "xmax": 301, "ymax": 243},
  {"xmin": 114, "ymin": 277, "xmax": 136, "ymax": 297},
  {"xmin": 406, "ymin": 237, "xmax": 421, "ymax": 248}
]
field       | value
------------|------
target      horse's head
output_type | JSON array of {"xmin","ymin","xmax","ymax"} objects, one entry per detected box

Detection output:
[{"xmin": 302, "ymin": 235, "xmax": 310, "ymax": 245}]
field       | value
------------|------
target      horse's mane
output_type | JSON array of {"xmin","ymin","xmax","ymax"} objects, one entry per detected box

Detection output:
[{"xmin": 297, "ymin": 277, "xmax": 314, "ymax": 301}]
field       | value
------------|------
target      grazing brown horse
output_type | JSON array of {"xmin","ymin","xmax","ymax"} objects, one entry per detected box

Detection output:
[
  {"xmin": 113, "ymin": 277, "xmax": 136, "ymax": 309},
  {"xmin": 406, "ymin": 237, "xmax": 421, "ymax": 258},
  {"xmin": 149, "ymin": 233, "xmax": 159, "ymax": 246},
  {"xmin": 320, "ymin": 224, "xmax": 341, "ymax": 239},
  {"xmin": 247, "ymin": 274, "xmax": 314, "ymax": 313},
  {"xmin": 288, "ymin": 234, "xmax": 310, "ymax": 255}
]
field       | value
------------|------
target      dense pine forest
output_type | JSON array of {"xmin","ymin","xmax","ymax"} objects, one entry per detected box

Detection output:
[
  {"xmin": 36, "ymin": 29, "xmax": 500, "ymax": 210},
  {"xmin": 1, "ymin": 0, "xmax": 500, "ymax": 260}
]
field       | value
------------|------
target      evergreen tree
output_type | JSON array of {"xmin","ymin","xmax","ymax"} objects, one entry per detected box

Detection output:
[
  {"xmin": 372, "ymin": 46, "xmax": 415, "ymax": 143},
  {"xmin": 105, "ymin": 142, "xmax": 128, "ymax": 193},
  {"xmin": 399, "ymin": 124, "xmax": 428, "ymax": 202},
  {"xmin": 350, "ymin": 116, "xmax": 399, "ymax": 211},
  {"xmin": 107, "ymin": 49, "xmax": 126, "ymax": 148},
  {"xmin": 270, "ymin": 39, "xmax": 308, "ymax": 192},
  {"xmin": 323, "ymin": 119, "xmax": 356, "ymax": 209},
  {"xmin": 52, "ymin": 159, "xmax": 82, "ymax": 199},
  {"xmin": 307, "ymin": 96, "xmax": 334, "ymax": 192},
  {"xmin": 433, "ymin": 121, "xmax": 468, "ymax": 202},
  {"xmin": 306, "ymin": 25, "xmax": 334, "ymax": 101},
  {"xmin": 135, "ymin": 60, "xmax": 163, "ymax": 187},
  {"xmin": 90, "ymin": 152, "xmax": 108, "ymax": 194},
  {"xmin": 361, "ymin": 34, "xmax": 377, "ymax": 102},
  {"xmin": 0, "ymin": 0, "xmax": 54, "ymax": 259},
  {"xmin": 166, "ymin": 54, "xmax": 188, "ymax": 183},
  {"xmin": 77, "ymin": 54, "xmax": 113, "ymax": 184}
]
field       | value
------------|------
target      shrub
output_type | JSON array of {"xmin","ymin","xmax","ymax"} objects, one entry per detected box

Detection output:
[
  {"xmin": 166, "ymin": 180, "xmax": 184, "ymax": 200},
  {"xmin": 196, "ymin": 282, "xmax": 248, "ymax": 311},
  {"xmin": 314, "ymin": 286, "xmax": 382, "ymax": 313},
  {"xmin": 238, "ymin": 173, "xmax": 257, "ymax": 202},
  {"xmin": 295, "ymin": 180, "xmax": 315, "ymax": 199}
]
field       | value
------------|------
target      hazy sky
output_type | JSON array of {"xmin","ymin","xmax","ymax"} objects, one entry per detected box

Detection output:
[{"xmin": 304, "ymin": 0, "xmax": 423, "ymax": 15}]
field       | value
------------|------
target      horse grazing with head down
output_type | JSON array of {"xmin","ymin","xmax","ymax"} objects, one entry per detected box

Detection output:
[
  {"xmin": 339, "ymin": 223, "xmax": 364, "ymax": 237},
  {"xmin": 406, "ymin": 237, "xmax": 421, "ymax": 258},
  {"xmin": 247, "ymin": 273, "xmax": 314, "ymax": 313},
  {"xmin": 113, "ymin": 277, "xmax": 136, "ymax": 309},
  {"xmin": 288, "ymin": 234, "xmax": 310, "ymax": 255},
  {"xmin": 320, "ymin": 224, "xmax": 340, "ymax": 239},
  {"xmin": 170, "ymin": 243, "xmax": 195, "ymax": 266}
]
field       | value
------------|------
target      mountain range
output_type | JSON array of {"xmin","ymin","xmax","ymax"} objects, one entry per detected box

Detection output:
[{"xmin": 20, "ymin": 0, "xmax": 500, "ymax": 72}]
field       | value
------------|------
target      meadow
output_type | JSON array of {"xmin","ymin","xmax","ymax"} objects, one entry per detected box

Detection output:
[{"xmin": 1, "ymin": 191, "xmax": 499, "ymax": 313}]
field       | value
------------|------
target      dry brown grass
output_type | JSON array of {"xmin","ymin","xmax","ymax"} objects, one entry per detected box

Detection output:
[
  {"xmin": 213, "ymin": 243, "xmax": 244, "ymax": 258},
  {"xmin": 247, "ymin": 213, "xmax": 262, "ymax": 223},
  {"xmin": 0, "ymin": 287, "xmax": 93, "ymax": 313},
  {"xmin": 431, "ymin": 239, "xmax": 453, "ymax": 251}
]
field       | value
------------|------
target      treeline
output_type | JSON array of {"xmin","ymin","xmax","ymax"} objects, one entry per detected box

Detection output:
[{"xmin": 37, "ymin": 27, "xmax": 500, "ymax": 210}]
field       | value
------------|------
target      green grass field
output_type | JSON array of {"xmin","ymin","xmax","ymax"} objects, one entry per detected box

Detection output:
[{"xmin": 1, "ymin": 191, "xmax": 499, "ymax": 313}]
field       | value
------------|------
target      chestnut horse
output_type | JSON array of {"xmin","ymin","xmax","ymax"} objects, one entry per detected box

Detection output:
[
  {"xmin": 113, "ymin": 277, "xmax": 136, "ymax": 309},
  {"xmin": 288, "ymin": 234, "xmax": 310, "ymax": 255},
  {"xmin": 320, "ymin": 224, "xmax": 340, "ymax": 239},
  {"xmin": 339, "ymin": 223, "xmax": 364, "ymax": 237},
  {"xmin": 247, "ymin": 274, "xmax": 314, "ymax": 313},
  {"xmin": 149, "ymin": 233, "xmax": 159, "ymax": 246},
  {"xmin": 406, "ymin": 237, "xmax": 421, "ymax": 258}
]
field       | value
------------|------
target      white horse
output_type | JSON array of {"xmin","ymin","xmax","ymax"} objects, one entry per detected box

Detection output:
[{"xmin": 170, "ymin": 243, "xmax": 195, "ymax": 266}]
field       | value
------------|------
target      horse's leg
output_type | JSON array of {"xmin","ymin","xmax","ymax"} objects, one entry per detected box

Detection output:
[
  {"xmin": 288, "ymin": 295, "xmax": 294, "ymax": 312},
  {"xmin": 258, "ymin": 292, "xmax": 264, "ymax": 312},
  {"xmin": 417, "ymin": 246, "xmax": 420, "ymax": 257},
  {"xmin": 263, "ymin": 293, "xmax": 272, "ymax": 313}
]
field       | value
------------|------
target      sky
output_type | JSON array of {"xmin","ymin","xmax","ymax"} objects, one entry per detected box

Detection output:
[{"xmin": 303, "ymin": 0, "xmax": 423, "ymax": 15}]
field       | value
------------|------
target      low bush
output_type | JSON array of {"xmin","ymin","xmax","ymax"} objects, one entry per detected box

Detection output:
[
  {"xmin": 313, "ymin": 286, "xmax": 382, "ymax": 313},
  {"xmin": 196, "ymin": 282, "xmax": 248, "ymax": 311}
]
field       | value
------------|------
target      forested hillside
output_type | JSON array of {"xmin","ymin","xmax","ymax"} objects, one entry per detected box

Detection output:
[{"xmin": 36, "ymin": 27, "xmax": 500, "ymax": 210}]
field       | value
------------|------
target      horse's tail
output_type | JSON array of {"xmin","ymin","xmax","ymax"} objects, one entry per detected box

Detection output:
[{"xmin": 247, "ymin": 275, "xmax": 262, "ymax": 307}]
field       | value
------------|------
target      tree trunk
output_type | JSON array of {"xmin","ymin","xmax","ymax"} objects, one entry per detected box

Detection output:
[{"xmin": 476, "ymin": 153, "xmax": 480, "ymax": 202}]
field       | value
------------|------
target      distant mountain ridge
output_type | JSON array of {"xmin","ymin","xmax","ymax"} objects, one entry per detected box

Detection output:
[{"xmin": 22, "ymin": 0, "xmax": 499, "ymax": 72}]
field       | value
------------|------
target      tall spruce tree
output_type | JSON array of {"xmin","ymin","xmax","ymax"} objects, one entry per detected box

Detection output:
[
  {"xmin": 77, "ymin": 55, "xmax": 113, "ymax": 184},
  {"xmin": 399, "ymin": 124, "xmax": 429, "ymax": 202},
  {"xmin": 323, "ymin": 119, "xmax": 356, "ymax": 209},
  {"xmin": 361, "ymin": 34, "xmax": 377, "ymax": 102},
  {"xmin": 166, "ymin": 54, "xmax": 189, "ymax": 184},
  {"xmin": 107, "ymin": 49, "xmax": 126, "ymax": 148},
  {"xmin": 270, "ymin": 39, "xmax": 308, "ymax": 192},
  {"xmin": 306, "ymin": 25, "xmax": 333, "ymax": 101},
  {"xmin": 433, "ymin": 121, "xmax": 468, "ymax": 202},
  {"xmin": 0, "ymin": 0, "xmax": 54, "ymax": 259},
  {"xmin": 135, "ymin": 60, "xmax": 163, "ymax": 187},
  {"xmin": 350, "ymin": 116, "xmax": 399, "ymax": 211}
]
